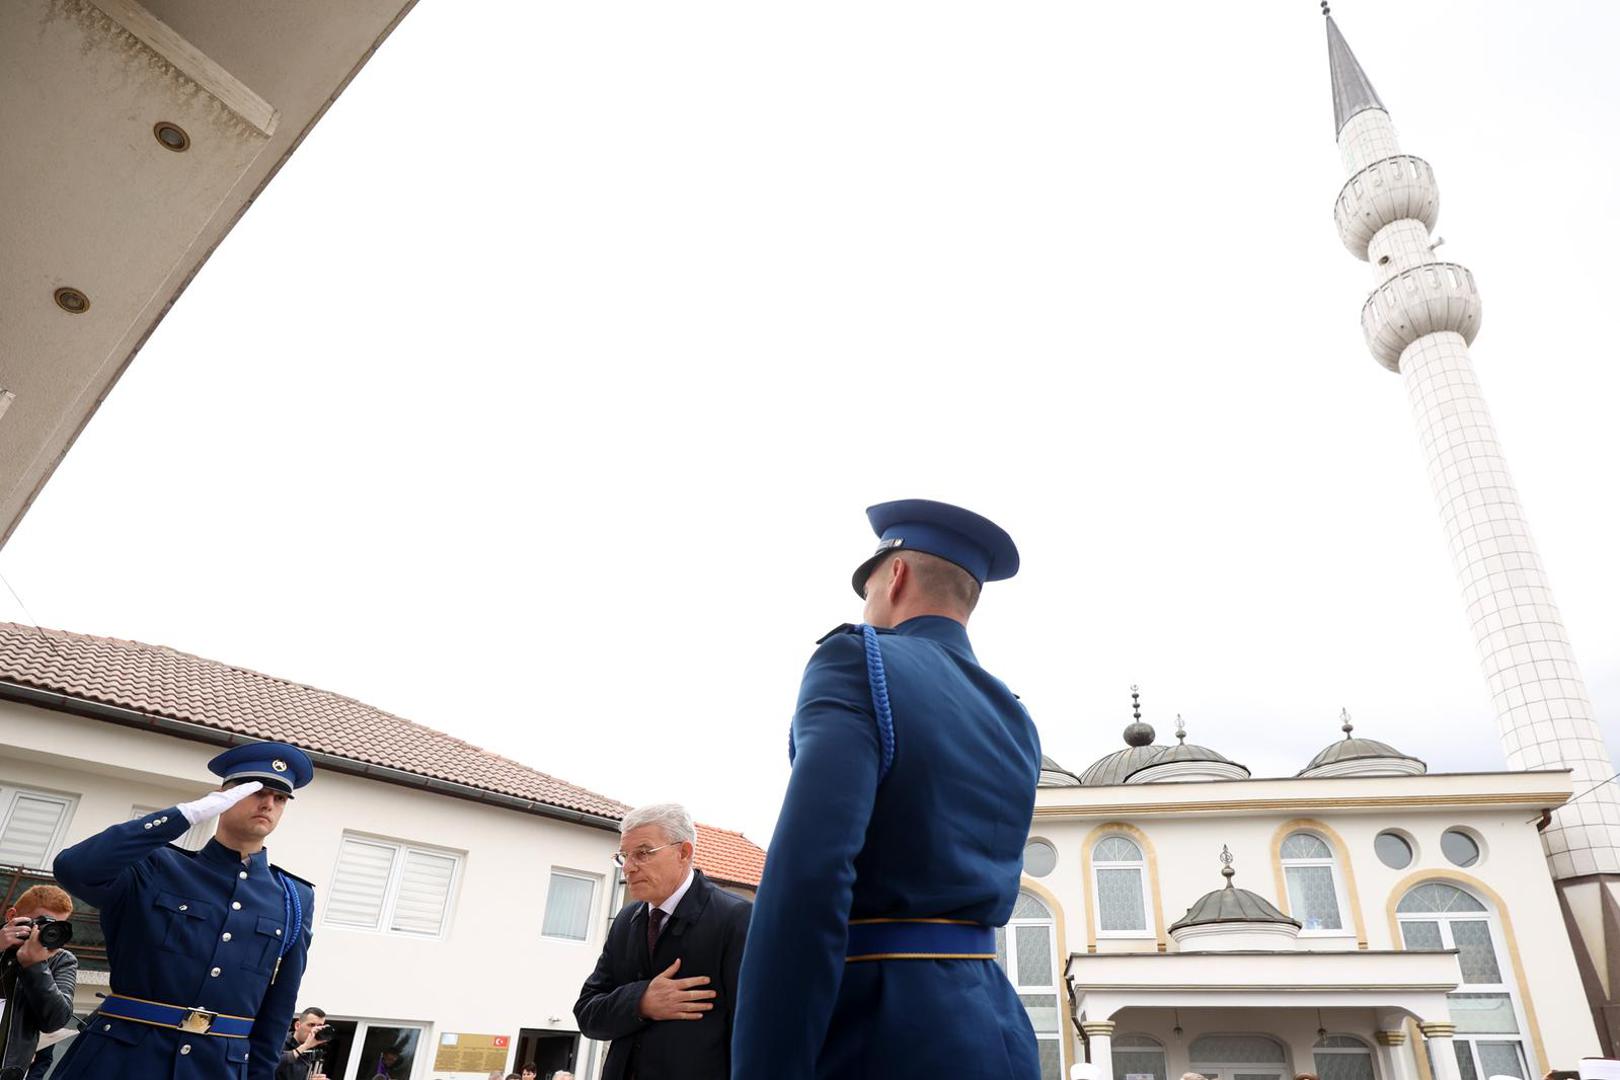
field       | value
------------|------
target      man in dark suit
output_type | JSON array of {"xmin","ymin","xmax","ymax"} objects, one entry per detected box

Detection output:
[{"xmin": 575, "ymin": 803, "xmax": 751, "ymax": 1080}]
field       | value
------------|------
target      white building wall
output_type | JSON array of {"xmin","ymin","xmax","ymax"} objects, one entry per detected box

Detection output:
[{"xmin": 0, "ymin": 700, "xmax": 622, "ymax": 1080}]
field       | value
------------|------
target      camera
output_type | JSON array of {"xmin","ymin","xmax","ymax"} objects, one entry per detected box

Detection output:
[
  {"xmin": 3, "ymin": 914, "xmax": 72, "ymax": 954},
  {"xmin": 315, "ymin": 1025, "xmax": 336, "ymax": 1042}
]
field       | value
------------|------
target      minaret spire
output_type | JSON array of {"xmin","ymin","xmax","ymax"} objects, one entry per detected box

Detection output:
[
  {"xmin": 1321, "ymin": 11, "xmax": 1620, "ymax": 1053},
  {"xmin": 1324, "ymin": 9, "xmax": 1384, "ymax": 135}
]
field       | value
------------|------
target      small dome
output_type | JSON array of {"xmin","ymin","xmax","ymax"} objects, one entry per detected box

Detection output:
[
  {"xmin": 1170, "ymin": 848, "xmax": 1301, "ymax": 952},
  {"xmin": 1039, "ymin": 754, "xmax": 1082, "ymax": 788},
  {"xmin": 1298, "ymin": 710, "xmax": 1426, "ymax": 778},
  {"xmin": 1125, "ymin": 715, "xmax": 1250, "ymax": 784},
  {"xmin": 1079, "ymin": 686, "xmax": 1169, "ymax": 786},
  {"xmin": 1170, "ymin": 881, "xmax": 1299, "ymax": 931},
  {"xmin": 1080, "ymin": 743, "xmax": 1168, "ymax": 786}
]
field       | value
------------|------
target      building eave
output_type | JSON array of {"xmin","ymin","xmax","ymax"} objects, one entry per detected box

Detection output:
[{"xmin": 0, "ymin": 678, "xmax": 625, "ymax": 833}]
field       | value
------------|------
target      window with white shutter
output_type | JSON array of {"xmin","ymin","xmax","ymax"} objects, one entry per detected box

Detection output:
[
  {"xmin": 324, "ymin": 834, "xmax": 460, "ymax": 939},
  {"xmin": 391, "ymin": 849, "xmax": 457, "ymax": 936},
  {"xmin": 0, "ymin": 787, "xmax": 75, "ymax": 868},
  {"xmin": 543, "ymin": 870, "xmax": 599, "ymax": 942}
]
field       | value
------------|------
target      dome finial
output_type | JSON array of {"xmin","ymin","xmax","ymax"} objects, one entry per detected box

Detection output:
[
  {"xmin": 1340, "ymin": 707, "xmax": 1354, "ymax": 739},
  {"xmin": 1175, "ymin": 714, "xmax": 1187, "ymax": 744},
  {"xmin": 1320, "ymin": 0, "xmax": 1330, "ymax": 17},
  {"xmin": 1220, "ymin": 844, "xmax": 1236, "ymax": 887},
  {"xmin": 1123, "ymin": 685, "xmax": 1156, "ymax": 748}
]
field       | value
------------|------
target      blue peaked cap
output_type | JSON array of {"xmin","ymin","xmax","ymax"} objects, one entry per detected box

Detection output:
[
  {"xmin": 851, "ymin": 499, "xmax": 1020, "ymax": 597},
  {"xmin": 208, "ymin": 741, "xmax": 314, "ymax": 797}
]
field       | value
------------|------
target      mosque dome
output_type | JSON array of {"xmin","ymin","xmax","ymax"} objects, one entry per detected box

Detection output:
[
  {"xmin": 1125, "ymin": 715, "xmax": 1251, "ymax": 784},
  {"xmin": 1038, "ymin": 754, "xmax": 1082, "ymax": 788},
  {"xmin": 1298, "ymin": 710, "xmax": 1426, "ymax": 778},
  {"xmin": 1169, "ymin": 847, "xmax": 1301, "ymax": 952},
  {"xmin": 1077, "ymin": 688, "xmax": 1168, "ymax": 786}
]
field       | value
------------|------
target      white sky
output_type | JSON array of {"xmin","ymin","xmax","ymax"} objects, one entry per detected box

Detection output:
[{"xmin": 4, "ymin": 2, "xmax": 1619, "ymax": 846}]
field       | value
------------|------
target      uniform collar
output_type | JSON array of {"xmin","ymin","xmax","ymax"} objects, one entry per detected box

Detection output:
[
  {"xmin": 202, "ymin": 837, "xmax": 270, "ymax": 872},
  {"xmin": 892, "ymin": 614, "xmax": 976, "ymax": 661}
]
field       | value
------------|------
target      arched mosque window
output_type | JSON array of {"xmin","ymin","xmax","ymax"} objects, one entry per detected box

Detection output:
[
  {"xmin": 1114, "ymin": 1033, "xmax": 1168, "ymax": 1080},
  {"xmin": 995, "ymin": 891, "xmax": 1064, "ymax": 1080},
  {"xmin": 1093, "ymin": 834, "xmax": 1151, "ymax": 935},
  {"xmin": 1280, "ymin": 831, "xmax": 1346, "ymax": 932},
  {"xmin": 1397, "ymin": 882, "xmax": 1529, "ymax": 1080},
  {"xmin": 1314, "ymin": 1034, "xmax": 1376, "ymax": 1080}
]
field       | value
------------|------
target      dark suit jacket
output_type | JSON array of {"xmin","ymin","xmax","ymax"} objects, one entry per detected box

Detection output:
[{"xmin": 575, "ymin": 870, "xmax": 751, "ymax": 1080}]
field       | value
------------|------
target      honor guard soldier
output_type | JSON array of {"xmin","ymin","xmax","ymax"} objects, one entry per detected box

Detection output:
[
  {"xmin": 732, "ymin": 500, "xmax": 1043, "ymax": 1079},
  {"xmin": 51, "ymin": 741, "xmax": 317, "ymax": 1080}
]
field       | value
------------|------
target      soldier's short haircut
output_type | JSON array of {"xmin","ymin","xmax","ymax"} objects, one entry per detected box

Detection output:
[
  {"xmin": 620, "ymin": 803, "xmax": 697, "ymax": 848},
  {"xmin": 298, "ymin": 1007, "xmax": 326, "ymax": 1021},
  {"xmin": 901, "ymin": 551, "xmax": 982, "ymax": 614},
  {"xmin": 13, "ymin": 884, "xmax": 73, "ymax": 916}
]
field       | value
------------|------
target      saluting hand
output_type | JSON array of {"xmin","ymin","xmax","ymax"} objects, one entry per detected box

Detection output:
[
  {"xmin": 637, "ymin": 958, "xmax": 716, "ymax": 1022},
  {"xmin": 178, "ymin": 780, "xmax": 264, "ymax": 826}
]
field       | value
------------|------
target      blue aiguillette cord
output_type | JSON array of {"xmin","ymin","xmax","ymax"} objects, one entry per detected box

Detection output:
[
  {"xmin": 272, "ymin": 870, "xmax": 300, "ymax": 982},
  {"xmin": 787, "ymin": 624, "xmax": 895, "ymax": 783}
]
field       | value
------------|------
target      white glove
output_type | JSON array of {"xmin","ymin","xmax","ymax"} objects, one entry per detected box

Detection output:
[{"xmin": 178, "ymin": 781, "xmax": 264, "ymax": 826}]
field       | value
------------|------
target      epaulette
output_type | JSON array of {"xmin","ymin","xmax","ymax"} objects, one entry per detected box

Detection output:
[
  {"xmin": 816, "ymin": 622, "xmax": 859, "ymax": 644},
  {"xmin": 272, "ymin": 865, "xmax": 316, "ymax": 891}
]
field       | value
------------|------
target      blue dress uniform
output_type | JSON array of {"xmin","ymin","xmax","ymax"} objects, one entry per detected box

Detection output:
[
  {"xmin": 732, "ymin": 501, "xmax": 1043, "ymax": 1079},
  {"xmin": 50, "ymin": 743, "xmax": 316, "ymax": 1080}
]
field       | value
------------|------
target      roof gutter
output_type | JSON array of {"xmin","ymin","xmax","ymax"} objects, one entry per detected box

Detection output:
[{"xmin": 0, "ymin": 679, "xmax": 624, "ymax": 833}]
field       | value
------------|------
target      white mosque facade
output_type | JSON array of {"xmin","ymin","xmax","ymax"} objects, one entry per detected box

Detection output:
[
  {"xmin": 1024, "ymin": 709, "xmax": 1595, "ymax": 1080},
  {"xmin": 1012, "ymin": 12, "xmax": 1619, "ymax": 1080}
]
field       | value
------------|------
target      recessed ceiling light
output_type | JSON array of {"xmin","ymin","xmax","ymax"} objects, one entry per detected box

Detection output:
[
  {"xmin": 53, "ymin": 287, "xmax": 90, "ymax": 314},
  {"xmin": 154, "ymin": 121, "xmax": 190, "ymax": 152}
]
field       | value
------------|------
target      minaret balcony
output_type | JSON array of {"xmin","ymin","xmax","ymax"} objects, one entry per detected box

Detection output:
[
  {"xmin": 1334, "ymin": 155, "xmax": 1439, "ymax": 259},
  {"xmin": 1360, "ymin": 261, "xmax": 1481, "ymax": 371}
]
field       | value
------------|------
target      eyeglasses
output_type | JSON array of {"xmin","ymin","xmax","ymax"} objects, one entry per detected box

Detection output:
[{"xmin": 612, "ymin": 843, "xmax": 676, "ymax": 867}]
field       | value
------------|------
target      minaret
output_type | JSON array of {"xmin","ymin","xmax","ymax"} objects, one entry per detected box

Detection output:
[{"xmin": 1321, "ymin": 7, "xmax": 1620, "ymax": 1048}]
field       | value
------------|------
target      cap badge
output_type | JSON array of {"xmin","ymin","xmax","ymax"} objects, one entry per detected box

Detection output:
[
  {"xmin": 272, "ymin": 759, "xmax": 288, "ymax": 772},
  {"xmin": 879, "ymin": 537, "xmax": 904, "ymax": 550}
]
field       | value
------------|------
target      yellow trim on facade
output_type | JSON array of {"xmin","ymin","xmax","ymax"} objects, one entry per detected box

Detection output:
[
  {"xmin": 1408, "ymin": 1018, "xmax": 1434, "ymax": 1080},
  {"xmin": 1383, "ymin": 869, "xmax": 1548, "ymax": 1074},
  {"xmin": 1269, "ymin": 818, "xmax": 1370, "ymax": 949},
  {"xmin": 1078, "ymin": 822, "xmax": 1167, "ymax": 954},
  {"xmin": 1034, "ymin": 791, "xmax": 1571, "ymax": 820}
]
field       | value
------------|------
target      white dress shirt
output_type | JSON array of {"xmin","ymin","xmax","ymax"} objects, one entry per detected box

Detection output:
[{"xmin": 648, "ymin": 866, "xmax": 696, "ymax": 934}]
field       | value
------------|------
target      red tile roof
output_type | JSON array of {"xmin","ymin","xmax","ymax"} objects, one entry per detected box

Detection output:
[
  {"xmin": 694, "ymin": 822, "xmax": 766, "ymax": 888},
  {"xmin": 0, "ymin": 623, "xmax": 629, "ymax": 822}
]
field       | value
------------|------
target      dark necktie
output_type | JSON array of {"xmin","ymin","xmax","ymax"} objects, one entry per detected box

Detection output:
[{"xmin": 647, "ymin": 907, "xmax": 666, "ymax": 960}]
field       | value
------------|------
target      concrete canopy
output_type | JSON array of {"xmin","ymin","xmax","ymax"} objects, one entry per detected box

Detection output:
[{"xmin": 0, "ymin": 0, "xmax": 419, "ymax": 547}]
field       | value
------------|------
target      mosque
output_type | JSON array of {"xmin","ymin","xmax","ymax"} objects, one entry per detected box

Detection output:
[{"xmin": 1014, "ymin": 12, "xmax": 1620, "ymax": 1080}]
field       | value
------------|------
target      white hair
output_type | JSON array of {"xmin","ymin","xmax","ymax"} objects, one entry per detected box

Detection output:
[{"xmin": 620, "ymin": 802, "xmax": 696, "ymax": 848}]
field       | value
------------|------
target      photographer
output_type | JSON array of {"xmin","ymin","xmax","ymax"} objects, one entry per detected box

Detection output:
[
  {"xmin": 276, "ymin": 1007, "xmax": 332, "ymax": 1080},
  {"xmin": 0, "ymin": 885, "xmax": 78, "ymax": 1080}
]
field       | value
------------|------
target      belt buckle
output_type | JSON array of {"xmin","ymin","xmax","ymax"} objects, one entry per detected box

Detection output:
[{"xmin": 178, "ymin": 1008, "xmax": 217, "ymax": 1034}]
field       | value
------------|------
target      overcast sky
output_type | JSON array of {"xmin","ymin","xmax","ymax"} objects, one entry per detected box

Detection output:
[{"xmin": 4, "ymin": 2, "xmax": 1618, "ymax": 846}]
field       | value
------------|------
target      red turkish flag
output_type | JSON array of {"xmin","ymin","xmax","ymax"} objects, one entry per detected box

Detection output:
[{"xmin": 493, "ymin": 1037, "xmax": 510, "ymax": 1048}]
